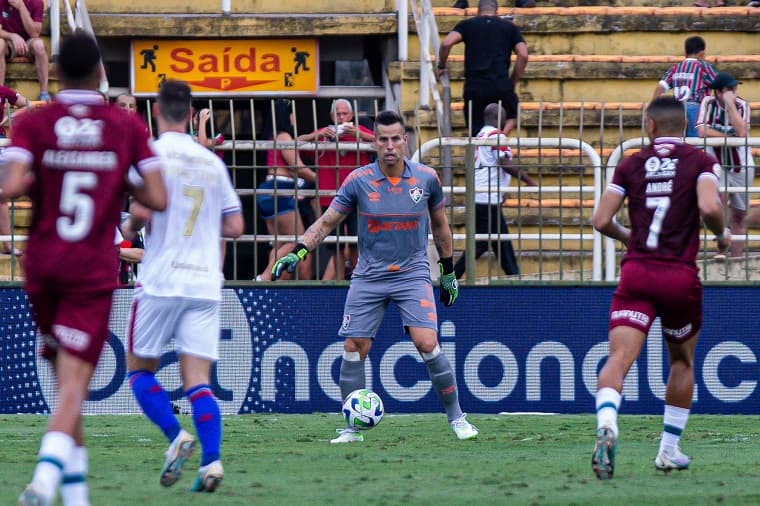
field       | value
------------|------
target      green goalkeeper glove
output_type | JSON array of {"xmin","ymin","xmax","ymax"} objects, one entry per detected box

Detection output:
[
  {"xmin": 272, "ymin": 243, "xmax": 309, "ymax": 280},
  {"xmin": 438, "ymin": 257, "xmax": 458, "ymax": 307}
]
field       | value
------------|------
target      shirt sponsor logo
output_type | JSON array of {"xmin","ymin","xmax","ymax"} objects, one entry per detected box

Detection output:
[
  {"xmin": 54, "ymin": 116, "xmax": 104, "ymax": 148},
  {"xmin": 408, "ymin": 186, "xmax": 424, "ymax": 203},
  {"xmin": 645, "ymin": 156, "xmax": 678, "ymax": 179},
  {"xmin": 52, "ymin": 324, "xmax": 90, "ymax": 351},
  {"xmin": 367, "ymin": 218, "xmax": 419, "ymax": 234},
  {"xmin": 368, "ymin": 192, "xmax": 380, "ymax": 202},
  {"xmin": 611, "ymin": 310, "xmax": 651, "ymax": 327}
]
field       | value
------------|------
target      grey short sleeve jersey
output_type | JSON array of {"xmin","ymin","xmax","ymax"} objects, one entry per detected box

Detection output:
[{"xmin": 330, "ymin": 159, "xmax": 445, "ymax": 280}]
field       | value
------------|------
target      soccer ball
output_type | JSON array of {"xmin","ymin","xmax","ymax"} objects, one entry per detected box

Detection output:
[{"xmin": 342, "ymin": 389, "xmax": 384, "ymax": 430}]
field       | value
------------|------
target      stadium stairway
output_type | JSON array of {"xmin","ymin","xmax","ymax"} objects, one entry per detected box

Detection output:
[{"xmin": 398, "ymin": 1, "xmax": 760, "ymax": 280}]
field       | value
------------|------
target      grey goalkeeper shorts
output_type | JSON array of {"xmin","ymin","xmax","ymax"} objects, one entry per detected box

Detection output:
[{"xmin": 338, "ymin": 274, "xmax": 438, "ymax": 339}]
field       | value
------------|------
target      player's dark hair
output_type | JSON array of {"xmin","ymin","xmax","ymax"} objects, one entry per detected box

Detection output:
[
  {"xmin": 483, "ymin": 103, "xmax": 507, "ymax": 129},
  {"xmin": 684, "ymin": 36, "xmax": 706, "ymax": 56},
  {"xmin": 158, "ymin": 80, "xmax": 192, "ymax": 123},
  {"xmin": 646, "ymin": 96, "xmax": 686, "ymax": 135},
  {"xmin": 57, "ymin": 30, "xmax": 101, "ymax": 85},
  {"xmin": 374, "ymin": 110, "xmax": 404, "ymax": 131}
]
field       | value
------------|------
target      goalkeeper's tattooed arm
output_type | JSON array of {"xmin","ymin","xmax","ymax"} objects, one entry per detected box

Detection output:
[
  {"xmin": 301, "ymin": 207, "xmax": 347, "ymax": 251},
  {"xmin": 429, "ymin": 206, "xmax": 454, "ymax": 259}
]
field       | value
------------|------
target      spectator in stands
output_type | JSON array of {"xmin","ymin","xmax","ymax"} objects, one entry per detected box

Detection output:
[
  {"xmin": 192, "ymin": 106, "xmax": 225, "ymax": 156},
  {"xmin": 116, "ymin": 212, "xmax": 144, "ymax": 285},
  {"xmin": 696, "ymin": 71, "xmax": 754, "ymax": 259},
  {"xmin": 297, "ymin": 99, "xmax": 375, "ymax": 280},
  {"xmin": 437, "ymin": 0, "xmax": 529, "ymax": 137},
  {"xmin": 0, "ymin": 83, "xmax": 28, "ymax": 255},
  {"xmin": 652, "ymin": 36, "xmax": 716, "ymax": 137},
  {"xmin": 454, "ymin": 103, "xmax": 535, "ymax": 280},
  {"xmin": 452, "ymin": 0, "xmax": 536, "ymax": 8},
  {"xmin": 115, "ymin": 92, "xmax": 136, "ymax": 113},
  {"xmin": 0, "ymin": 0, "xmax": 49, "ymax": 101},
  {"xmin": 256, "ymin": 99, "xmax": 316, "ymax": 280}
]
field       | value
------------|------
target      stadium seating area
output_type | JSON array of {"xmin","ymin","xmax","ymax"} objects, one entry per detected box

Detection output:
[{"xmin": 2, "ymin": 0, "xmax": 759, "ymax": 281}]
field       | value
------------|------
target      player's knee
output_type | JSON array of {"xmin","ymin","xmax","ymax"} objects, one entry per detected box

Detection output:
[
  {"xmin": 344, "ymin": 338, "xmax": 370, "ymax": 357},
  {"xmin": 413, "ymin": 336, "xmax": 439, "ymax": 356}
]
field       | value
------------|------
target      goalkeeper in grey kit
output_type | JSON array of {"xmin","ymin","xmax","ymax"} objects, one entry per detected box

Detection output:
[{"xmin": 272, "ymin": 110, "xmax": 478, "ymax": 443}]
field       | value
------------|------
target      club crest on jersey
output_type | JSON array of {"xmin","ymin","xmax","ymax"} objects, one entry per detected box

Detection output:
[
  {"xmin": 342, "ymin": 314, "xmax": 351, "ymax": 330},
  {"xmin": 409, "ymin": 187, "xmax": 424, "ymax": 203}
]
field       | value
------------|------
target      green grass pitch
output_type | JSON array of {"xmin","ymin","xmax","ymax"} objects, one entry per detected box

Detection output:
[{"xmin": 2, "ymin": 414, "xmax": 760, "ymax": 505}]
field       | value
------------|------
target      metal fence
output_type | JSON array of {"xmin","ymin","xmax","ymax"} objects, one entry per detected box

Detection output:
[{"xmin": 1, "ymin": 98, "xmax": 759, "ymax": 284}]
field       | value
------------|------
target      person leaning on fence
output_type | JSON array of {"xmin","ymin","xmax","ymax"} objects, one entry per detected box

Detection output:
[
  {"xmin": 590, "ymin": 96, "xmax": 729, "ymax": 481},
  {"xmin": 297, "ymin": 99, "xmax": 375, "ymax": 280},
  {"xmin": 0, "ymin": 0, "xmax": 49, "ymax": 100},
  {"xmin": 652, "ymin": 36, "xmax": 716, "ymax": 138},
  {"xmin": 454, "ymin": 103, "xmax": 535, "ymax": 280},
  {"xmin": 270, "ymin": 110, "xmax": 479, "ymax": 444},
  {"xmin": 436, "ymin": 0, "xmax": 529, "ymax": 137},
  {"xmin": 256, "ymin": 99, "xmax": 316, "ymax": 281},
  {"xmin": 696, "ymin": 71, "xmax": 754, "ymax": 259},
  {"xmin": 0, "ymin": 82, "xmax": 28, "ymax": 256}
]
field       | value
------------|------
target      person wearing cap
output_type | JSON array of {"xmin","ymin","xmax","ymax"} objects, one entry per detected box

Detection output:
[{"xmin": 696, "ymin": 71, "xmax": 754, "ymax": 258}]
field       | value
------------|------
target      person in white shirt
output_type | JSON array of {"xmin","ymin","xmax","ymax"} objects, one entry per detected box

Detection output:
[
  {"xmin": 454, "ymin": 103, "xmax": 535, "ymax": 279},
  {"xmin": 121, "ymin": 80, "xmax": 243, "ymax": 494}
]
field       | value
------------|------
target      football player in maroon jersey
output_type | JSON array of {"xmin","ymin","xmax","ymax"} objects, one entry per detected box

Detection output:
[
  {"xmin": 1, "ymin": 31, "xmax": 166, "ymax": 505},
  {"xmin": 590, "ymin": 96, "xmax": 729, "ymax": 480}
]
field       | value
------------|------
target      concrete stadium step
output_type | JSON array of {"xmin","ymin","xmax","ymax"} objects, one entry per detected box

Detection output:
[
  {"xmin": 430, "ymin": 0, "xmax": 712, "ymax": 7},
  {"xmin": 0, "ymin": 255, "xmax": 23, "ymax": 281},
  {"xmin": 85, "ymin": 0, "xmax": 395, "ymax": 14}
]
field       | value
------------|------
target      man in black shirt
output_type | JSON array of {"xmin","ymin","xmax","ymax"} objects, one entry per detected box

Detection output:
[{"xmin": 437, "ymin": 0, "xmax": 529, "ymax": 137}]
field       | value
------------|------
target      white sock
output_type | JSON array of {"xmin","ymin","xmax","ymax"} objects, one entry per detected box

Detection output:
[
  {"xmin": 60, "ymin": 446, "xmax": 89, "ymax": 506},
  {"xmin": 659, "ymin": 405, "xmax": 690, "ymax": 456},
  {"xmin": 31, "ymin": 431, "xmax": 74, "ymax": 503},
  {"xmin": 595, "ymin": 387, "xmax": 622, "ymax": 438}
]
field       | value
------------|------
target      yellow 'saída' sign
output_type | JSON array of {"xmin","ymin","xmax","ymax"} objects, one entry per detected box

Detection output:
[{"xmin": 131, "ymin": 39, "xmax": 319, "ymax": 96}]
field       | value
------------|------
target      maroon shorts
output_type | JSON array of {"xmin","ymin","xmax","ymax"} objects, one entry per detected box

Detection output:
[
  {"xmin": 609, "ymin": 259, "xmax": 702, "ymax": 342},
  {"xmin": 25, "ymin": 281, "xmax": 115, "ymax": 366}
]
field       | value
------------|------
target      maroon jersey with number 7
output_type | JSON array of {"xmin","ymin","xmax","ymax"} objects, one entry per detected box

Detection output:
[{"xmin": 609, "ymin": 137, "xmax": 721, "ymax": 266}]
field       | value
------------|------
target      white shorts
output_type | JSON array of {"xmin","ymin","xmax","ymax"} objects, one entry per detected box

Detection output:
[{"xmin": 127, "ymin": 287, "xmax": 220, "ymax": 361}]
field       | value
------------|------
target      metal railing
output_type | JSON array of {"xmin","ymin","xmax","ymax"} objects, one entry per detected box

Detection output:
[
  {"xmin": 3, "ymin": 97, "xmax": 759, "ymax": 285},
  {"xmin": 604, "ymin": 136, "xmax": 760, "ymax": 282},
  {"xmin": 413, "ymin": 136, "xmax": 604, "ymax": 283}
]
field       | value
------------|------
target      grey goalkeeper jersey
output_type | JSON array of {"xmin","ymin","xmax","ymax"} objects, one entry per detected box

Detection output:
[{"xmin": 330, "ymin": 159, "xmax": 445, "ymax": 281}]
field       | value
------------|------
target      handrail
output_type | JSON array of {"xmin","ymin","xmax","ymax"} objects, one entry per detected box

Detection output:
[
  {"xmin": 413, "ymin": 136, "xmax": 604, "ymax": 280},
  {"xmin": 604, "ymin": 137, "xmax": 760, "ymax": 281}
]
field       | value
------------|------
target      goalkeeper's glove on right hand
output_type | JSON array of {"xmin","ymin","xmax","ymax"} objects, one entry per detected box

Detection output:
[
  {"xmin": 438, "ymin": 257, "xmax": 458, "ymax": 307},
  {"xmin": 272, "ymin": 243, "xmax": 309, "ymax": 280}
]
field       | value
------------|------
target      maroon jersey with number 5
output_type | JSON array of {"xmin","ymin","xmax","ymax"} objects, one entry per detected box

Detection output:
[
  {"xmin": 3, "ymin": 90, "xmax": 161, "ymax": 289},
  {"xmin": 609, "ymin": 137, "xmax": 720, "ymax": 266}
]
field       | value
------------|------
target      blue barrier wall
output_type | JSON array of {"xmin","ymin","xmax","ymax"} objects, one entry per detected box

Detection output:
[{"xmin": 1, "ymin": 286, "xmax": 757, "ymax": 415}]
